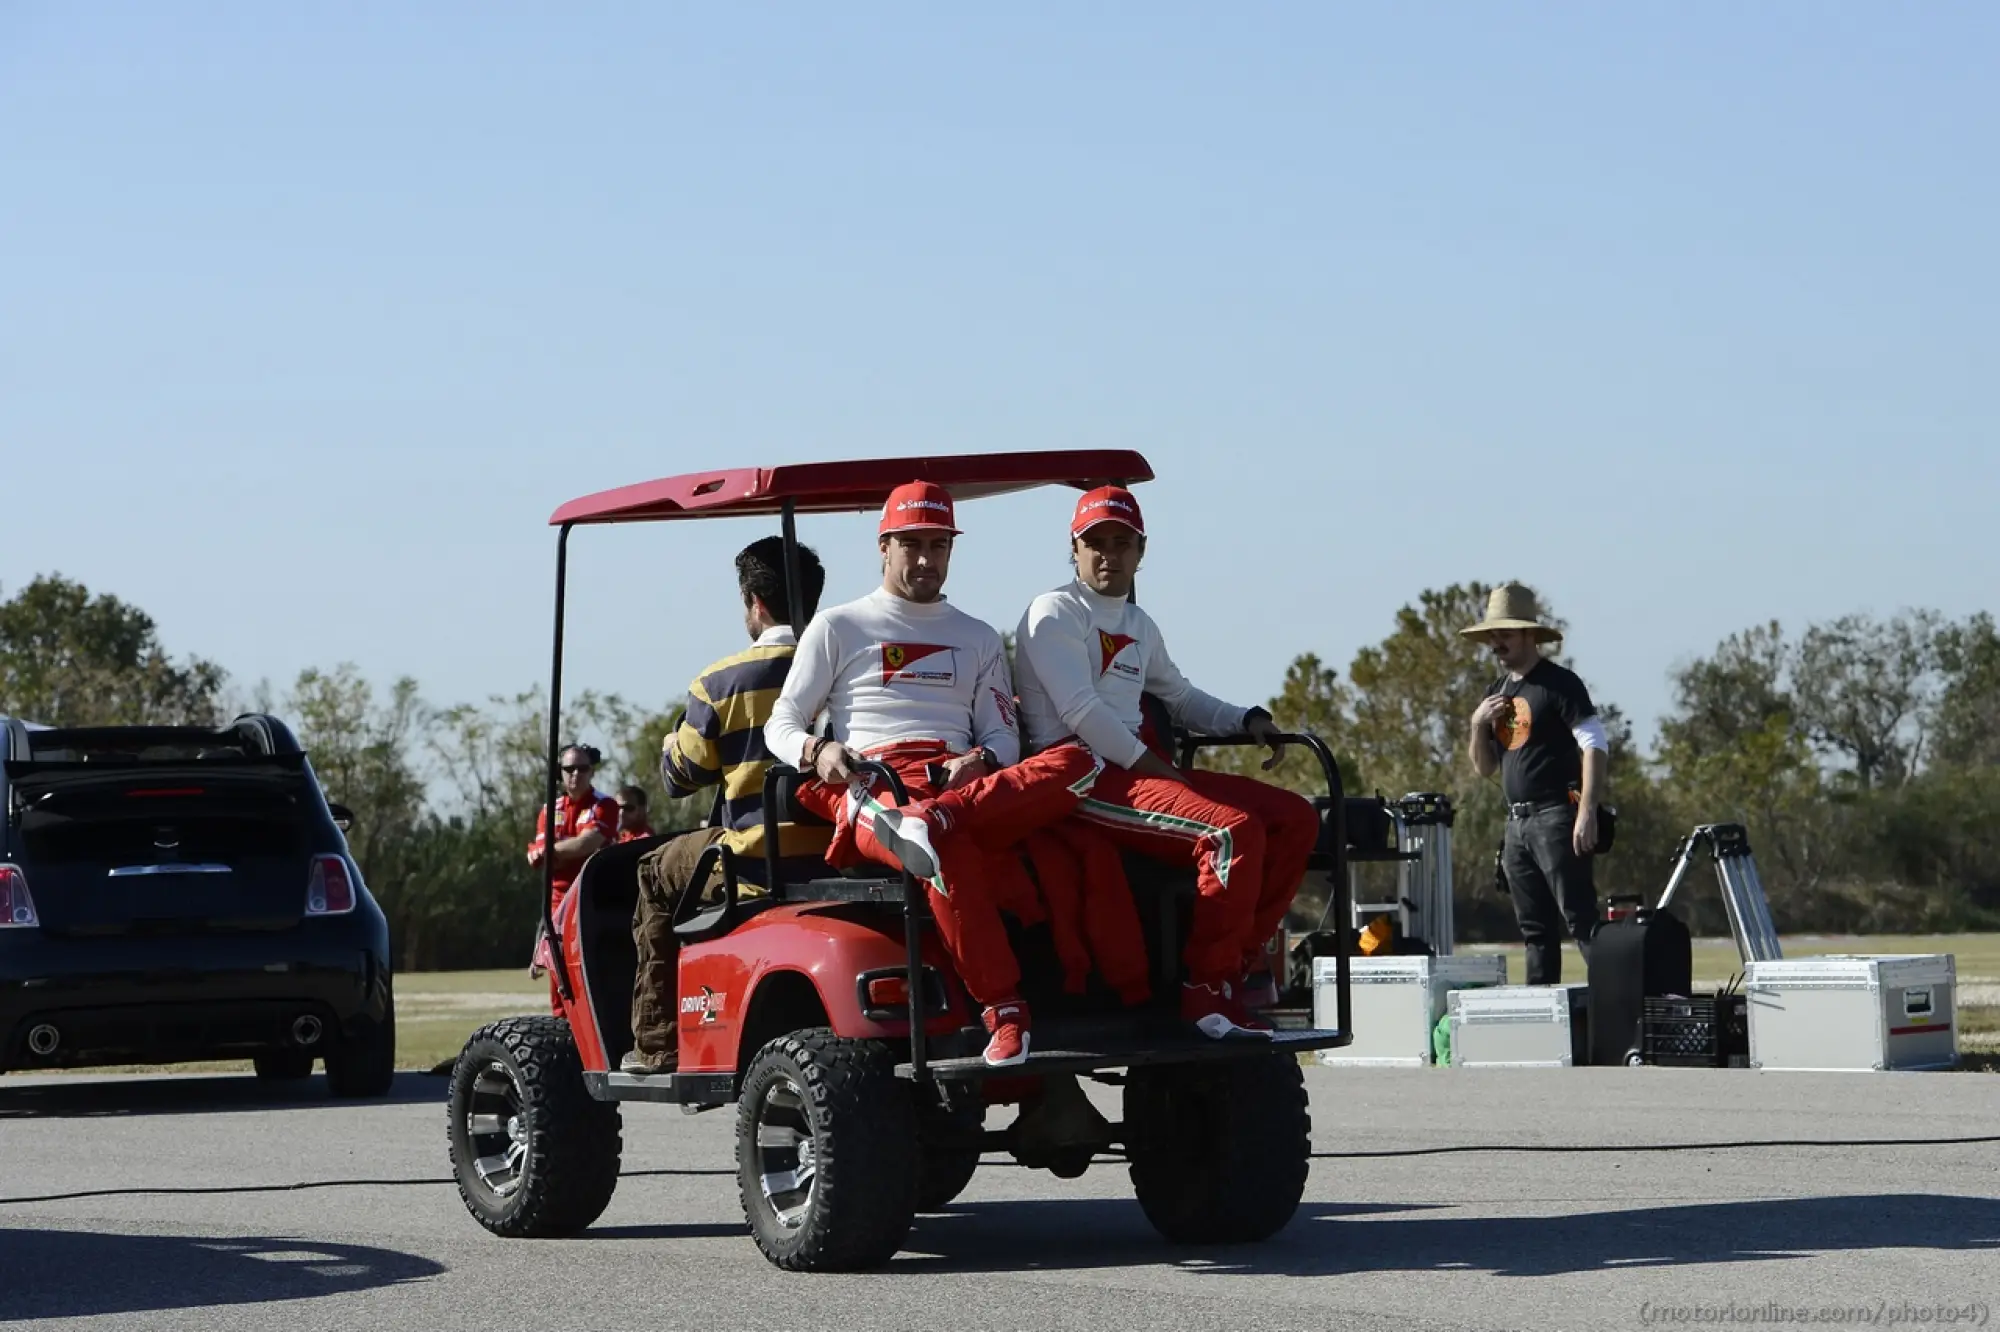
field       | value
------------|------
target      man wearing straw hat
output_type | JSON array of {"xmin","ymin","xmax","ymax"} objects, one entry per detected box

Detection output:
[{"xmin": 1463, "ymin": 582, "xmax": 1610, "ymax": 986}]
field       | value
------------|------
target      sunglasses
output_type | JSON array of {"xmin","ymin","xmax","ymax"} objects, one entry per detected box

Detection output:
[
  {"xmin": 560, "ymin": 764, "xmax": 591, "ymax": 773},
  {"xmin": 617, "ymin": 803, "xmax": 637, "ymax": 812}
]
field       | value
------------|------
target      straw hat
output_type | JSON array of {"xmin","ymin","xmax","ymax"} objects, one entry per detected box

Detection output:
[{"xmin": 1460, "ymin": 582, "xmax": 1563, "ymax": 644}]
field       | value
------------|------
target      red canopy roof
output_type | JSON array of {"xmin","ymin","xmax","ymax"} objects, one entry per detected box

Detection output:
[{"xmin": 548, "ymin": 450, "xmax": 1153, "ymax": 527}]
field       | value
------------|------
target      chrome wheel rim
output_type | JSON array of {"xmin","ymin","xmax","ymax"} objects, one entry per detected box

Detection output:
[
  {"xmin": 754, "ymin": 1074, "xmax": 818, "ymax": 1229},
  {"xmin": 464, "ymin": 1060, "xmax": 528, "ymax": 1199}
]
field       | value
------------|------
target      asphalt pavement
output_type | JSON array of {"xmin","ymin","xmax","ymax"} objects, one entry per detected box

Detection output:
[{"xmin": 2, "ymin": 1064, "xmax": 1997, "ymax": 1332}]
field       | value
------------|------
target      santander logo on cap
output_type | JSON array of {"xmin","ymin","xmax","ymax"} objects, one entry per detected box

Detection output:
[
  {"xmin": 879, "ymin": 480, "xmax": 962, "ymax": 536},
  {"xmin": 1070, "ymin": 486, "xmax": 1145, "ymax": 538}
]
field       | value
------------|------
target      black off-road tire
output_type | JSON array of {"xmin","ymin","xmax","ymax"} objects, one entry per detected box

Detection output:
[
  {"xmin": 916, "ymin": 1147, "xmax": 981, "ymax": 1211},
  {"xmin": 325, "ymin": 984, "xmax": 397, "ymax": 1099},
  {"xmin": 915, "ymin": 1098, "xmax": 984, "ymax": 1212},
  {"xmin": 736, "ymin": 1029, "xmax": 918, "ymax": 1270},
  {"xmin": 253, "ymin": 1050, "xmax": 314, "ymax": 1081},
  {"xmin": 1126, "ymin": 1054, "xmax": 1310, "ymax": 1245},
  {"xmin": 447, "ymin": 1016, "xmax": 623, "ymax": 1238}
]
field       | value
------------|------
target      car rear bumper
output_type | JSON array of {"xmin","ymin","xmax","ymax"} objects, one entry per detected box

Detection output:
[{"xmin": 0, "ymin": 920, "xmax": 390, "ymax": 1072}]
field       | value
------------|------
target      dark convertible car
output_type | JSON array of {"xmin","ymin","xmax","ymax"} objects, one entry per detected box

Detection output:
[{"xmin": 0, "ymin": 713, "xmax": 395, "ymax": 1096}]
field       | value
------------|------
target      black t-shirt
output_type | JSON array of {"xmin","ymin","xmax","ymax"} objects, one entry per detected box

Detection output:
[{"xmin": 1486, "ymin": 659, "xmax": 1597, "ymax": 805}]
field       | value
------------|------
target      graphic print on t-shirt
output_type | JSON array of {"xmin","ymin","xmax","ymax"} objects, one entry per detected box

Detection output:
[
  {"xmin": 880, "ymin": 642, "xmax": 956, "ymax": 687},
  {"xmin": 1487, "ymin": 660, "xmax": 1598, "ymax": 805},
  {"xmin": 1494, "ymin": 697, "xmax": 1533, "ymax": 751},
  {"xmin": 1096, "ymin": 630, "xmax": 1140, "ymax": 679}
]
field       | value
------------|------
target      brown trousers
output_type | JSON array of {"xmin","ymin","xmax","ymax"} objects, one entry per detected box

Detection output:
[{"xmin": 630, "ymin": 827, "xmax": 728, "ymax": 1060}]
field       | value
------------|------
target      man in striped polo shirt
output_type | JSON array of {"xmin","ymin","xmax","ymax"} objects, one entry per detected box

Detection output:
[{"xmin": 624, "ymin": 536, "xmax": 829, "ymax": 1074}]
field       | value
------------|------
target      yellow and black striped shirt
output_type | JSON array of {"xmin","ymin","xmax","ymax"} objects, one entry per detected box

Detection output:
[{"xmin": 662, "ymin": 631, "xmax": 830, "ymax": 885}]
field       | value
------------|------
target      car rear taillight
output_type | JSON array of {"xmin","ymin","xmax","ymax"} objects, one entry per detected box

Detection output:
[
  {"xmin": 305, "ymin": 855, "xmax": 357, "ymax": 916},
  {"xmin": 0, "ymin": 864, "xmax": 39, "ymax": 928}
]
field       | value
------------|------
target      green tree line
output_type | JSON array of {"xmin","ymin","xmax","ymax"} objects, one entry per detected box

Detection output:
[{"xmin": 6, "ymin": 573, "xmax": 1997, "ymax": 967}]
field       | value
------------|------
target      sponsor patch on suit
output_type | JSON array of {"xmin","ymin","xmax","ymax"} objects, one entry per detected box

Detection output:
[
  {"xmin": 881, "ymin": 642, "xmax": 957, "ymax": 687},
  {"xmin": 1097, "ymin": 630, "xmax": 1141, "ymax": 680}
]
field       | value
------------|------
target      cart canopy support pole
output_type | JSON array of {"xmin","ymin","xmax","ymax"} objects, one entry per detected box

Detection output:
[
  {"xmin": 780, "ymin": 500, "xmax": 806, "ymax": 638},
  {"xmin": 541, "ymin": 523, "xmax": 575, "ymax": 1002}
]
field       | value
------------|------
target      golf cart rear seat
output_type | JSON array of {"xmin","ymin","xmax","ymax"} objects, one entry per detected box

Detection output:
[{"xmin": 669, "ymin": 766, "xmax": 908, "ymax": 944}]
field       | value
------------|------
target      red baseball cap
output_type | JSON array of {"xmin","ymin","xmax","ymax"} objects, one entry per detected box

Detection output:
[
  {"xmin": 879, "ymin": 480, "xmax": 962, "ymax": 536},
  {"xmin": 1070, "ymin": 486, "xmax": 1145, "ymax": 538}
]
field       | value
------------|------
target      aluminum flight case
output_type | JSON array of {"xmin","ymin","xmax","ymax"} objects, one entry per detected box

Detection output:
[
  {"xmin": 1447, "ymin": 983, "xmax": 1590, "ymax": 1068},
  {"xmin": 1314, "ymin": 953, "xmax": 1506, "ymax": 1066},
  {"xmin": 1745, "ymin": 955, "xmax": 1957, "ymax": 1072}
]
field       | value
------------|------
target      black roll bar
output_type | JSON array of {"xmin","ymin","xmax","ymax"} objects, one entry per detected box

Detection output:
[
  {"xmin": 759, "ymin": 763, "xmax": 790, "ymax": 897},
  {"xmin": 779, "ymin": 499, "xmax": 806, "ymax": 638},
  {"xmin": 1176, "ymin": 729, "xmax": 1350, "ymax": 1038},
  {"xmin": 842, "ymin": 760, "xmax": 931, "ymax": 1086},
  {"xmin": 847, "ymin": 759, "xmax": 934, "ymax": 1087}
]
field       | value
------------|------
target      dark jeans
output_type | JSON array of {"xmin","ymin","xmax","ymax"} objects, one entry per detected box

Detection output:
[{"xmin": 1502, "ymin": 803, "xmax": 1598, "ymax": 985}]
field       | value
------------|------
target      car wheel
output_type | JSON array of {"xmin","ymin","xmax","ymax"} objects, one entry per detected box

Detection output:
[
  {"xmin": 1126, "ymin": 1054, "xmax": 1310, "ymax": 1245},
  {"xmin": 447, "ymin": 1016, "xmax": 622, "ymax": 1238},
  {"xmin": 253, "ymin": 1050, "xmax": 314, "ymax": 1081},
  {"xmin": 325, "ymin": 986, "xmax": 396, "ymax": 1099},
  {"xmin": 737, "ymin": 1029, "xmax": 917, "ymax": 1270}
]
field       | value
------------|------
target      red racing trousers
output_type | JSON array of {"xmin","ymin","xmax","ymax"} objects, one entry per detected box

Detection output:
[
  {"xmin": 1075, "ymin": 760, "xmax": 1319, "ymax": 987},
  {"xmin": 1019, "ymin": 822, "xmax": 1150, "ymax": 1005},
  {"xmin": 794, "ymin": 741, "xmax": 1103, "ymax": 1007}
]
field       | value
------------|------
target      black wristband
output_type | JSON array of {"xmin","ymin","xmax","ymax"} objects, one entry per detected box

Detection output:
[{"xmin": 1243, "ymin": 706, "xmax": 1273, "ymax": 730}]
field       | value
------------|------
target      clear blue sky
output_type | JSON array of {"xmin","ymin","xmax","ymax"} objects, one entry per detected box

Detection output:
[{"xmin": 5, "ymin": 4, "xmax": 1994, "ymax": 749}]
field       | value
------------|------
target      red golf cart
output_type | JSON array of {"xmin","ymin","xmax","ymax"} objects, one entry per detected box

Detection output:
[{"xmin": 445, "ymin": 450, "xmax": 1354, "ymax": 1270}]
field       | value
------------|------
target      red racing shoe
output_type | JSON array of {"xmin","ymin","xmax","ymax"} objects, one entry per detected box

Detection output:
[
  {"xmin": 1181, "ymin": 981, "xmax": 1274, "ymax": 1041},
  {"xmin": 981, "ymin": 999, "xmax": 1032, "ymax": 1067}
]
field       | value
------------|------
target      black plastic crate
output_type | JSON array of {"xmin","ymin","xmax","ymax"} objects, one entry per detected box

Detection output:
[{"xmin": 1642, "ymin": 993, "xmax": 1749, "ymax": 1068}]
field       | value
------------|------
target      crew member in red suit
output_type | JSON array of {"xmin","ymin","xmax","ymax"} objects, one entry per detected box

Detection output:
[
  {"xmin": 1014, "ymin": 487, "xmax": 1320, "ymax": 1039},
  {"xmin": 765, "ymin": 481, "xmax": 1107, "ymax": 1068},
  {"xmin": 527, "ymin": 744, "xmax": 619, "ymax": 1007}
]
